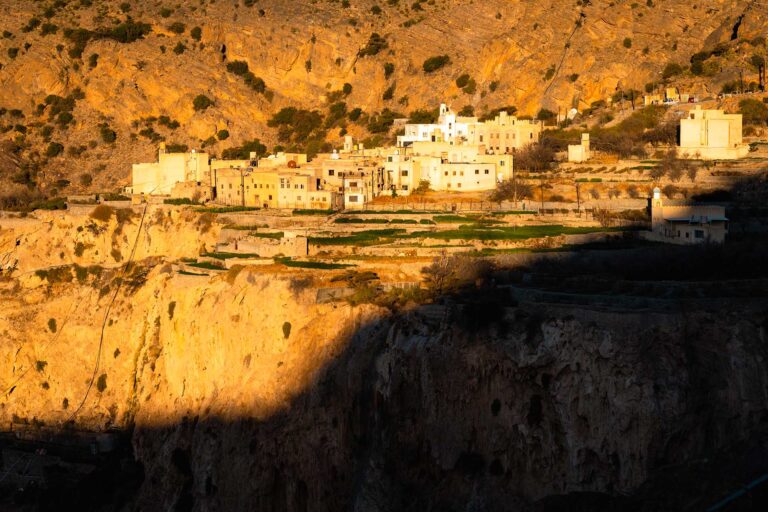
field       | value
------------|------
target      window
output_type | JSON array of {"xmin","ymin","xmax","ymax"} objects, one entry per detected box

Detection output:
[
  {"xmin": 444, "ymin": 171, "xmax": 448, "ymax": 176},
  {"xmin": 401, "ymin": 170, "xmax": 408, "ymax": 177},
  {"xmin": 297, "ymin": 196, "xmax": 302, "ymax": 201},
  {"xmin": 350, "ymin": 181, "xmax": 357, "ymax": 188},
  {"xmin": 479, "ymin": 135, "xmax": 484, "ymax": 142},
  {"xmin": 499, "ymin": 160, "xmax": 505, "ymax": 166},
  {"xmin": 457, "ymin": 183, "xmax": 461, "ymax": 188},
  {"xmin": 387, "ymin": 156, "xmax": 393, "ymax": 162},
  {"xmin": 695, "ymin": 230, "xmax": 704, "ymax": 239},
  {"xmin": 349, "ymin": 195, "xmax": 358, "ymax": 202},
  {"xmin": 475, "ymin": 169, "xmax": 479, "ymax": 175},
  {"xmin": 301, "ymin": 184, "xmax": 304, "ymax": 189},
  {"xmin": 328, "ymin": 169, "xmax": 335, "ymax": 176},
  {"xmin": 485, "ymin": 169, "xmax": 489, "ymax": 174},
  {"xmin": 402, "ymin": 185, "xmax": 409, "ymax": 190},
  {"xmin": 269, "ymin": 195, "xmax": 272, "ymax": 200}
]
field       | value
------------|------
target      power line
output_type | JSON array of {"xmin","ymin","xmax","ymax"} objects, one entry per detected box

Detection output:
[{"xmin": 65, "ymin": 202, "xmax": 151, "ymax": 425}]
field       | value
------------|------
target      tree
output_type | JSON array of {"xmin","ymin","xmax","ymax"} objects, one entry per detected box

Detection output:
[
  {"xmin": 662, "ymin": 62, "xmax": 683, "ymax": 80},
  {"xmin": 514, "ymin": 143, "xmax": 555, "ymax": 172},
  {"xmin": 489, "ymin": 178, "xmax": 533, "ymax": 203},
  {"xmin": 423, "ymin": 55, "xmax": 450, "ymax": 73},
  {"xmin": 739, "ymin": 98, "xmax": 768, "ymax": 125},
  {"xmin": 217, "ymin": 129, "xmax": 230, "ymax": 140},
  {"xmin": 358, "ymin": 33, "xmax": 388, "ymax": 57},
  {"xmin": 413, "ymin": 179, "xmax": 431, "ymax": 195},
  {"xmin": 193, "ymin": 94, "xmax": 213, "ymax": 111},
  {"xmin": 342, "ymin": 83, "xmax": 352, "ymax": 95},
  {"xmin": 190, "ymin": 26, "xmax": 202, "ymax": 41}
]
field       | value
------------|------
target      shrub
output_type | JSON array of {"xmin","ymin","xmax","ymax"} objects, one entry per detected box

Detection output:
[
  {"xmin": 160, "ymin": 8, "xmax": 172, "ymax": 17},
  {"xmin": 100, "ymin": 124, "xmax": 117, "ymax": 143},
  {"xmin": 408, "ymin": 109, "xmax": 438, "ymax": 123},
  {"xmin": 739, "ymin": 98, "xmax": 768, "ymax": 125},
  {"xmin": 7, "ymin": 47, "xmax": 18, "ymax": 59},
  {"xmin": 662, "ymin": 62, "xmax": 683, "ymax": 80},
  {"xmin": 36, "ymin": 360, "xmax": 48, "ymax": 372},
  {"xmin": 47, "ymin": 319, "xmax": 57, "ymax": 333},
  {"xmin": 96, "ymin": 373, "xmax": 107, "ymax": 392},
  {"xmin": 168, "ymin": 22, "xmax": 185, "ymax": 34},
  {"xmin": 358, "ymin": 32, "xmax": 388, "ymax": 57},
  {"xmin": 173, "ymin": 42, "xmax": 186, "ymax": 54},
  {"xmin": 221, "ymin": 139, "xmax": 267, "ymax": 159},
  {"xmin": 623, "ymin": 37, "xmax": 632, "ymax": 48},
  {"xmin": 342, "ymin": 83, "xmax": 352, "ymax": 95},
  {"xmin": 90, "ymin": 204, "xmax": 114, "ymax": 222},
  {"xmin": 190, "ymin": 26, "xmax": 202, "ymax": 41},
  {"xmin": 384, "ymin": 62, "xmax": 395, "ymax": 79},
  {"xmin": 193, "ymin": 94, "xmax": 213, "ymax": 111},
  {"xmin": 79, "ymin": 173, "xmax": 93, "ymax": 187},
  {"xmin": 423, "ymin": 55, "xmax": 450, "ymax": 73},
  {"xmin": 46, "ymin": 142, "xmax": 64, "ymax": 157},
  {"xmin": 455, "ymin": 74, "xmax": 470, "ymax": 88},
  {"xmin": 88, "ymin": 53, "xmax": 99, "ymax": 68},
  {"xmin": 382, "ymin": 83, "xmax": 396, "ymax": 101},
  {"xmin": 282, "ymin": 321, "xmax": 291, "ymax": 338},
  {"xmin": 217, "ymin": 129, "xmax": 230, "ymax": 140}
]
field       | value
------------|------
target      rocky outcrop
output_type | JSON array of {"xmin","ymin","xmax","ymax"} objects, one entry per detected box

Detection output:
[{"xmin": 2, "ymin": 248, "xmax": 767, "ymax": 509}]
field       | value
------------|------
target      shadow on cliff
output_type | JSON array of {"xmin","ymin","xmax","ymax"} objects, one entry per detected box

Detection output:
[{"xmin": 5, "ymin": 179, "xmax": 768, "ymax": 512}]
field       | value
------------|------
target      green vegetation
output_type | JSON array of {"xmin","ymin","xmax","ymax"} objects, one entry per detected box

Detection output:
[
  {"xmin": 358, "ymin": 32, "xmax": 388, "ymax": 57},
  {"xmin": 309, "ymin": 229, "xmax": 407, "ymax": 246},
  {"xmin": 292, "ymin": 209, "xmax": 336, "ymax": 215},
  {"xmin": 221, "ymin": 139, "xmax": 267, "ymax": 159},
  {"xmin": 334, "ymin": 217, "xmax": 389, "ymax": 224},
  {"xmin": 47, "ymin": 318, "xmax": 57, "ymax": 333},
  {"xmin": 275, "ymin": 257, "xmax": 352, "ymax": 270},
  {"xmin": 163, "ymin": 198, "xmax": 202, "ymax": 205},
  {"xmin": 195, "ymin": 205, "xmax": 260, "ymax": 214},
  {"xmin": 63, "ymin": 20, "xmax": 152, "ymax": 59},
  {"xmin": 225, "ymin": 60, "xmax": 267, "ymax": 94},
  {"xmin": 188, "ymin": 261, "xmax": 225, "ymax": 270},
  {"xmin": 739, "ymin": 99, "xmax": 768, "ymax": 125},
  {"xmin": 423, "ymin": 55, "xmax": 450, "ymax": 73},
  {"xmin": 193, "ymin": 94, "xmax": 213, "ymax": 111},
  {"xmin": 202, "ymin": 252, "xmax": 262, "ymax": 260},
  {"xmin": 96, "ymin": 373, "xmax": 107, "ymax": 392}
]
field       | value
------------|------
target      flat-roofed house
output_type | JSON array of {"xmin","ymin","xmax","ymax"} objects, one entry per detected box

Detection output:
[
  {"xmin": 678, "ymin": 107, "xmax": 749, "ymax": 160},
  {"xmin": 649, "ymin": 187, "xmax": 728, "ymax": 244}
]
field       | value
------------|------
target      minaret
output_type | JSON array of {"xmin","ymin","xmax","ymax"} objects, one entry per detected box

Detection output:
[{"xmin": 651, "ymin": 187, "xmax": 663, "ymax": 233}]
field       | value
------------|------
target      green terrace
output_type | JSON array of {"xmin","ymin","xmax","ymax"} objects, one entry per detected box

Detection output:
[
  {"xmin": 309, "ymin": 225, "xmax": 631, "ymax": 246},
  {"xmin": 275, "ymin": 257, "xmax": 352, "ymax": 269}
]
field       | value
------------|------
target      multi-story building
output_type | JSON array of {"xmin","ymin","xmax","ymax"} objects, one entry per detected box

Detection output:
[
  {"xmin": 383, "ymin": 139, "xmax": 513, "ymax": 195},
  {"xmin": 397, "ymin": 103, "xmax": 477, "ymax": 146},
  {"xmin": 465, "ymin": 111, "xmax": 542, "ymax": 154},
  {"xmin": 130, "ymin": 144, "xmax": 211, "ymax": 195},
  {"xmin": 213, "ymin": 167, "xmax": 338, "ymax": 210}
]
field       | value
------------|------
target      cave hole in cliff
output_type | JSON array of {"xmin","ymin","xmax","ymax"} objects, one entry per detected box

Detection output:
[
  {"xmin": 491, "ymin": 398, "xmax": 501, "ymax": 417},
  {"xmin": 731, "ymin": 15, "xmax": 745, "ymax": 40},
  {"xmin": 527, "ymin": 395, "xmax": 543, "ymax": 427}
]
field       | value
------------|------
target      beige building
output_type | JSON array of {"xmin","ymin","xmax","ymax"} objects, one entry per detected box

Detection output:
[
  {"xmin": 466, "ymin": 111, "xmax": 542, "ymax": 153},
  {"xmin": 567, "ymin": 133, "xmax": 591, "ymax": 163},
  {"xmin": 383, "ymin": 140, "xmax": 512, "ymax": 195},
  {"xmin": 678, "ymin": 107, "xmax": 749, "ymax": 160},
  {"xmin": 213, "ymin": 167, "xmax": 337, "ymax": 210},
  {"xmin": 130, "ymin": 144, "xmax": 211, "ymax": 195},
  {"xmin": 649, "ymin": 188, "xmax": 728, "ymax": 244}
]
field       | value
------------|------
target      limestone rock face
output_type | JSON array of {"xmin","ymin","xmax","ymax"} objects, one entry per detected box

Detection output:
[
  {"xmin": 1, "ymin": 245, "xmax": 767, "ymax": 509},
  {"xmin": 1, "ymin": 0, "xmax": 767, "ymax": 191}
]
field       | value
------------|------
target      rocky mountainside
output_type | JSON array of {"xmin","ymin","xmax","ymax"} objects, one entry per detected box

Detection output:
[
  {"xmin": 0, "ymin": 0, "xmax": 767, "ymax": 196},
  {"xmin": 2, "ymin": 212, "xmax": 768, "ymax": 510}
]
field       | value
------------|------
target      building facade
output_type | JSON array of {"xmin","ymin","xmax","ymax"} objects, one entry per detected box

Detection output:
[{"xmin": 678, "ymin": 107, "xmax": 749, "ymax": 160}]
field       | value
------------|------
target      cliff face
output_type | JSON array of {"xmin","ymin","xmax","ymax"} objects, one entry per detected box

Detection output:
[
  {"xmin": 1, "ymin": 0, "xmax": 767, "ymax": 193},
  {"xmin": 2, "ymin": 244, "xmax": 767, "ymax": 509}
]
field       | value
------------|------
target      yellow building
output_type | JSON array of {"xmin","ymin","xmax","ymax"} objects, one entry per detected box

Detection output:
[
  {"xmin": 678, "ymin": 107, "xmax": 749, "ymax": 160},
  {"xmin": 213, "ymin": 167, "xmax": 336, "ymax": 209},
  {"xmin": 130, "ymin": 144, "xmax": 210, "ymax": 195}
]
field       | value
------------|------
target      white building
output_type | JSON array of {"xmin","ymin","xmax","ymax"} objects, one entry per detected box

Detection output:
[{"xmin": 397, "ymin": 103, "xmax": 477, "ymax": 147}]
